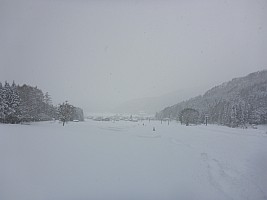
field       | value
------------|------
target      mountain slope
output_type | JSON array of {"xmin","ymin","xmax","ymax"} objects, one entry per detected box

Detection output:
[
  {"xmin": 156, "ymin": 70, "xmax": 267, "ymax": 127},
  {"xmin": 113, "ymin": 87, "xmax": 207, "ymax": 115}
]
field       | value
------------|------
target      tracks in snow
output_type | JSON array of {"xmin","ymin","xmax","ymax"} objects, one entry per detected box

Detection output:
[
  {"xmin": 169, "ymin": 136, "xmax": 267, "ymax": 200},
  {"xmin": 169, "ymin": 138, "xmax": 193, "ymax": 149},
  {"xmin": 200, "ymin": 152, "xmax": 267, "ymax": 200}
]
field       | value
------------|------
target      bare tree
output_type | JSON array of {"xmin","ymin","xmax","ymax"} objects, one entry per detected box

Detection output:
[{"xmin": 58, "ymin": 101, "xmax": 74, "ymax": 126}]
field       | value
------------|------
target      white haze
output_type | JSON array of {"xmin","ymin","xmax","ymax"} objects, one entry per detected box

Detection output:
[{"xmin": 1, "ymin": 0, "xmax": 267, "ymax": 113}]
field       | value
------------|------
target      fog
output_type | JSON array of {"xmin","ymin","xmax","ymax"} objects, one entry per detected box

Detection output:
[{"xmin": 1, "ymin": 0, "xmax": 267, "ymax": 114}]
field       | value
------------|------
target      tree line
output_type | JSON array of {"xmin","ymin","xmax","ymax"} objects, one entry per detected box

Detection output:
[{"xmin": 0, "ymin": 81, "xmax": 84, "ymax": 124}]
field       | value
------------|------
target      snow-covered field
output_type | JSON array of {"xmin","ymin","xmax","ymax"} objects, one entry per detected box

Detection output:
[{"xmin": 1, "ymin": 120, "xmax": 267, "ymax": 200}]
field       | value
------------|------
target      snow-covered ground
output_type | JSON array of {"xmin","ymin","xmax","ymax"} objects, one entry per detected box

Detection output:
[{"xmin": 0, "ymin": 120, "xmax": 267, "ymax": 200}]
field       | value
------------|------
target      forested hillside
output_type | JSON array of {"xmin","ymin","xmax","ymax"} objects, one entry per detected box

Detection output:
[
  {"xmin": 156, "ymin": 70, "xmax": 267, "ymax": 127},
  {"xmin": 0, "ymin": 82, "xmax": 84, "ymax": 123}
]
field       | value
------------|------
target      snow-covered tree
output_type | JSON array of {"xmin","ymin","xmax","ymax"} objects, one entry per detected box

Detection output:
[
  {"xmin": 16, "ymin": 84, "xmax": 51, "ymax": 121},
  {"xmin": 44, "ymin": 92, "xmax": 52, "ymax": 105},
  {"xmin": 58, "ymin": 101, "xmax": 74, "ymax": 126},
  {"xmin": 180, "ymin": 108, "xmax": 199, "ymax": 126},
  {"xmin": 0, "ymin": 82, "xmax": 4, "ymax": 121},
  {"xmin": 43, "ymin": 92, "xmax": 55, "ymax": 118},
  {"xmin": 0, "ymin": 81, "xmax": 20, "ymax": 123},
  {"xmin": 72, "ymin": 107, "xmax": 84, "ymax": 121},
  {"xmin": 1, "ymin": 82, "xmax": 83, "ymax": 123}
]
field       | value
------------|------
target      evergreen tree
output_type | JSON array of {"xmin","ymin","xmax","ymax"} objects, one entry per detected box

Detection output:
[
  {"xmin": 44, "ymin": 92, "xmax": 52, "ymax": 105},
  {"xmin": 0, "ymin": 81, "xmax": 83, "ymax": 123},
  {"xmin": 0, "ymin": 82, "xmax": 4, "ymax": 121},
  {"xmin": 17, "ymin": 85, "xmax": 47, "ymax": 121},
  {"xmin": 0, "ymin": 81, "xmax": 20, "ymax": 123},
  {"xmin": 43, "ymin": 92, "xmax": 54, "ymax": 118}
]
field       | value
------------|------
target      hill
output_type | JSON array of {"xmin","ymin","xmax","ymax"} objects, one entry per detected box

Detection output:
[
  {"xmin": 156, "ymin": 70, "xmax": 267, "ymax": 127},
  {"xmin": 113, "ymin": 87, "xmax": 206, "ymax": 115}
]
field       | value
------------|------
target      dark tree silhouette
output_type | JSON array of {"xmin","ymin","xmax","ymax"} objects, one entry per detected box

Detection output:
[
  {"xmin": 180, "ymin": 108, "xmax": 199, "ymax": 126},
  {"xmin": 58, "ymin": 101, "xmax": 74, "ymax": 126}
]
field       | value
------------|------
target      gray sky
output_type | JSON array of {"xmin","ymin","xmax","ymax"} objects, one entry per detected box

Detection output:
[{"xmin": 1, "ymin": 0, "xmax": 267, "ymax": 113}]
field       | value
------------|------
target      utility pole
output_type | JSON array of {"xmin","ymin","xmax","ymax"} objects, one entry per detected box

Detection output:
[{"xmin": 205, "ymin": 114, "xmax": 208, "ymax": 126}]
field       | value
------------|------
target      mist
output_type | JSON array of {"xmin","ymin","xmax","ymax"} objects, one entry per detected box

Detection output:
[{"xmin": 1, "ymin": 0, "xmax": 267, "ymax": 114}]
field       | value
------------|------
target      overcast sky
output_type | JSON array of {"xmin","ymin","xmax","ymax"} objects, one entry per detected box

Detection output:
[{"xmin": 1, "ymin": 0, "xmax": 267, "ymax": 113}]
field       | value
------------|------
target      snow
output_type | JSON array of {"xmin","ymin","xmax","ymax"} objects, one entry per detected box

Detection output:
[{"xmin": 0, "ymin": 120, "xmax": 267, "ymax": 200}]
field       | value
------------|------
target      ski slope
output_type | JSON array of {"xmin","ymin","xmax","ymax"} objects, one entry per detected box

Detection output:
[{"xmin": 0, "ymin": 120, "xmax": 267, "ymax": 200}]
